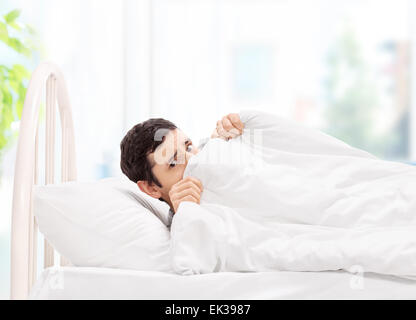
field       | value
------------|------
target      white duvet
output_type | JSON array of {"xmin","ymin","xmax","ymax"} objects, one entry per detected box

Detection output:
[{"xmin": 170, "ymin": 110, "xmax": 416, "ymax": 277}]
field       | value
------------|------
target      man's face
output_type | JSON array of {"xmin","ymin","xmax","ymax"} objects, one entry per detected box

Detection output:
[{"xmin": 147, "ymin": 129, "xmax": 199, "ymax": 202}]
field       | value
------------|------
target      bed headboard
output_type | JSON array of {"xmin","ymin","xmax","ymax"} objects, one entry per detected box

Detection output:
[{"xmin": 10, "ymin": 62, "xmax": 77, "ymax": 300}]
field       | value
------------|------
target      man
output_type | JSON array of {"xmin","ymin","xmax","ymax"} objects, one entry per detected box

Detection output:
[{"xmin": 120, "ymin": 113, "xmax": 244, "ymax": 220}]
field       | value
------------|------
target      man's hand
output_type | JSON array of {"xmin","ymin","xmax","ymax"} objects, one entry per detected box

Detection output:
[
  {"xmin": 169, "ymin": 177, "xmax": 203, "ymax": 213},
  {"xmin": 211, "ymin": 113, "xmax": 244, "ymax": 141}
]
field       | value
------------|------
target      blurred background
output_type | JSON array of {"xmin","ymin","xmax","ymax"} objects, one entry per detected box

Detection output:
[{"xmin": 0, "ymin": 0, "xmax": 415, "ymax": 298}]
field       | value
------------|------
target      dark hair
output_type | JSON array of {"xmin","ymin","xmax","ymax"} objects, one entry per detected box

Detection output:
[{"xmin": 120, "ymin": 118, "xmax": 177, "ymax": 187}]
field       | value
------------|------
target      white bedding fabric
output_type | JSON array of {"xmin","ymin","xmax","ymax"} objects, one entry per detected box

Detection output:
[
  {"xmin": 171, "ymin": 109, "xmax": 416, "ymax": 277},
  {"xmin": 34, "ymin": 177, "xmax": 172, "ymax": 272},
  {"xmin": 29, "ymin": 267, "xmax": 416, "ymax": 300}
]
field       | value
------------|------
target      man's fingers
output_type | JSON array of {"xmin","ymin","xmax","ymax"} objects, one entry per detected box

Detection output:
[
  {"xmin": 217, "ymin": 114, "xmax": 244, "ymax": 141},
  {"xmin": 222, "ymin": 117, "xmax": 234, "ymax": 131},
  {"xmin": 172, "ymin": 188, "xmax": 201, "ymax": 204},
  {"xmin": 214, "ymin": 123, "xmax": 227, "ymax": 140},
  {"xmin": 217, "ymin": 120, "xmax": 226, "ymax": 140},
  {"xmin": 183, "ymin": 176, "xmax": 203, "ymax": 192},
  {"xmin": 211, "ymin": 127, "xmax": 220, "ymax": 139},
  {"xmin": 171, "ymin": 181, "xmax": 202, "ymax": 196},
  {"xmin": 181, "ymin": 195, "xmax": 199, "ymax": 204},
  {"xmin": 227, "ymin": 113, "xmax": 244, "ymax": 131},
  {"xmin": 222, "ymin": 117, "xmax": 240, "ymax": 137},
  {"xmin": 212, "ymin": 113, "xmax": 244, "ymax": 142},
  {"xmin": 185, "ymin": 177, "xmax": 204, "ymax": 192},
  {"xmin": 170, "ymin": 177, "xmax": 203, "ymax": 212},
  {"xmin": 172, "ymin": 177, "xmax": 203, "ymax": 193},
  {"xmin": 217, "ymin": 120, "xmax": 235, "ymax": 139}
]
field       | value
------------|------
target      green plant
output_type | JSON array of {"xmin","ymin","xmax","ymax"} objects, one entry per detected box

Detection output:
[
  {"xmin": 323, "ymin": 27, "xmax": 402, "ymax": 159},
  {"xmin": 0, "ymin": 9, "xmax": 37, "ymax": 178}
]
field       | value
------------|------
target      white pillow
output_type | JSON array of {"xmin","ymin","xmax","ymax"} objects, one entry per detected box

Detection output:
[{"xmin": 33, "ymin": 176, "xmax": 173, "ymax": 272}]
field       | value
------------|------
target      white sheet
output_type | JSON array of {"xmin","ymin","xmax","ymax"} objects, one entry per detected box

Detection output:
[
  {"xmin": 171, "ymin": 109, "xmax": 416, "ymax": 277},
  {"xmin": 29, "ymin": 267, "xmax": 416, "ymax": 299}
]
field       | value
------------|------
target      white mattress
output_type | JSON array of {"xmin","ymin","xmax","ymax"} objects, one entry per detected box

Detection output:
[{"xmin": 29, "ymin": 267, "xmax": 416, "ymax": 299}]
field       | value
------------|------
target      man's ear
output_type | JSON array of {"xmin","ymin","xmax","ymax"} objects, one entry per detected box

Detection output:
[{"xmin": 137, "ymin": 180, "xmax": 162, "ymax": 199}]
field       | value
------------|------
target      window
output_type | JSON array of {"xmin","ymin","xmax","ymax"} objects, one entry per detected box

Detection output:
[{"xmin": 149, "ymin": 0, "xmax": 412, "ymax": 161}]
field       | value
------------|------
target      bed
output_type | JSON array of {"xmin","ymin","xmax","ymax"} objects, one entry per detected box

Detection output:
[
  {"xmin": 10, "ymin": 62, "xmax": 416, "ymax": 300},
  {"xmin": 29, "ymin": 267, "xmax": 416, "ymax": 300}
]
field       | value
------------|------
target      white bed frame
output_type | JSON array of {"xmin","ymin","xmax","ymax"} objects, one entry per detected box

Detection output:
[{"xmin": 10, "ymin": 62, "xmax": 77, "ymax": 300}]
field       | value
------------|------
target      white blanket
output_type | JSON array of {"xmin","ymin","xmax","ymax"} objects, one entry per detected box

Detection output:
[{"xmin": 170, "ymin": 110, "xmax": 416, "ymax": 277}]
